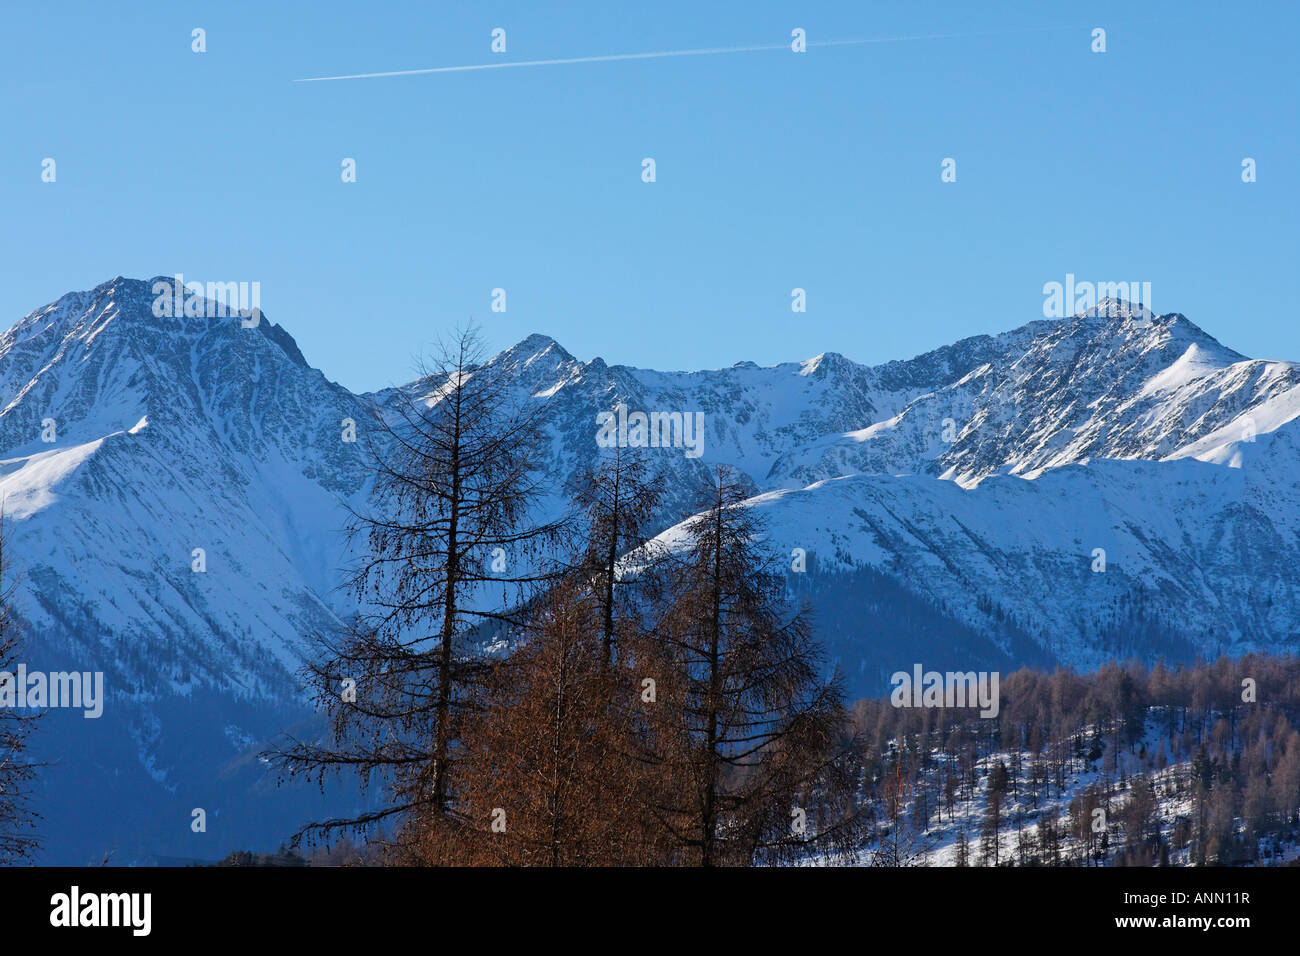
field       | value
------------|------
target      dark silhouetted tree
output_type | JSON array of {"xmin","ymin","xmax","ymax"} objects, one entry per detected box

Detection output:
[
  {"xmin": 635, "ymin": 469, "xmax": 865, "ymax": 866},
  {"xmin": 273, "ymin": 325, "xmax": 561, "ymax": 851}
]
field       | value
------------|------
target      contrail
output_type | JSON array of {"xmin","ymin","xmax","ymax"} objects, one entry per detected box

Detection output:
[{"xmin": 293, "ymin": 30, "xmax": 1058, "ymax": 83}]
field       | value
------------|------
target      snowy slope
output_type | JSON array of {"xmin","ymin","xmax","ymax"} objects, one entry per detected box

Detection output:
[
  {"xmin": 0, "ymin": 278, "xmax": 378, "ymax": 862},
  {"xmin": 653, "ymin": 420, "xmax": 1300, "ymax": 682},
  {"xmin": 2, "ymin": 278, "xmax": 1297, "ymax": 862}
]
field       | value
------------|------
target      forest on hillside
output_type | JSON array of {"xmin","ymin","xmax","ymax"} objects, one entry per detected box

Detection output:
[
  {"xmin": 5, "ymin": 326, "xmax": 1297, "ymax": 870},
  {"xmin": 855, "ymin": 657, "xmax": 1300, "ymax": 867},
  {"xmin": 267, "ymin": 329, "xmax": 1300, "ymax": 868}
]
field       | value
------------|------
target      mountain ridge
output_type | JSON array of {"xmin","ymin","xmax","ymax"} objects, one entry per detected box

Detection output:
[{"xmin": 4, "ymin": 276, "xmax": 1298, "ymax": 863}]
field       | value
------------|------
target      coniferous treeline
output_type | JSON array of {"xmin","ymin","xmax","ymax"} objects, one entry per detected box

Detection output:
[{"xmin": 854, "ymin": 657, "xmax": 1300, "ymax": 866}]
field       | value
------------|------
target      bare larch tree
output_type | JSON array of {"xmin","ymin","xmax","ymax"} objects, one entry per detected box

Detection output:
[
  {"xmin": 633, "ymin": 468, "xmax": 866, "ymax": 866},
  {"xmin": 273, "ymin": 324, "xmax": 561, "ymax": 854}
]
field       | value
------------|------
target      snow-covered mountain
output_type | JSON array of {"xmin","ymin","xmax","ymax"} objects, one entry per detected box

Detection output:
[
  {"xmin": 3, "ymin": 277, "xmax": 1297, "ymax": 863},
  {"xmin": 0, "ymin": 278, "xmax": 381, "ymax": 863}
]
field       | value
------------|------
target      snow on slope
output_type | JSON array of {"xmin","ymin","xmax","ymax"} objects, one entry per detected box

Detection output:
[
  {"xmin": 769, "ymin": 303, "xmax": 1299, "ymax": 489},
  {"xmin": 0, "ymin": 438, "xmax": 105, "ymax": 518},
  {"xmin": 3, "ymin": 278, "xmax": 1298, "ymax": 861},
  {"xmin": 0, "ymin": 278, "xmax": 382, "ymax": 862},
  {"xmin": 653, "ymin": 416, "xmax": 1300, "ymax": 676},
  {"xmin": 0, "ymin": 278, "xmax": 375, "ymax": 698}
]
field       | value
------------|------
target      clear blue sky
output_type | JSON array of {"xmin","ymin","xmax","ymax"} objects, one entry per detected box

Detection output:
[{"xmin": 3, "ymin": 1, "xmax": 1296, "ymax": 392}]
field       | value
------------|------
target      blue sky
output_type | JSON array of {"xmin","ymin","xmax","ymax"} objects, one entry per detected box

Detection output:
[{"xmin": 3, "ymin": 0, "xmax": 1297, "ymax": 392}]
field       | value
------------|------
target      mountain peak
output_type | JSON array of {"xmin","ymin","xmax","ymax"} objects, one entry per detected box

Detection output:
[
  {"xmin": 1073, "ymin": 296, "xmax": 1154, "ymax": 320},
  {"xmin": 1054, "ymin": 298, "xmax": 1243, "ymax": 363},
  {"xmin": 798, "ymin": 351, "xmax": 851, "ymax": 377},
  {"xmin": 514, "ymin": 331, "xmax": 560, "ymax": 350},
  {"xmin": 31, "ymin": 275, "xmax": 310, "ymax": 365},
  {"xmin": 496, "ymin": 332, "xmax": 573, "ymax": 366}
]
